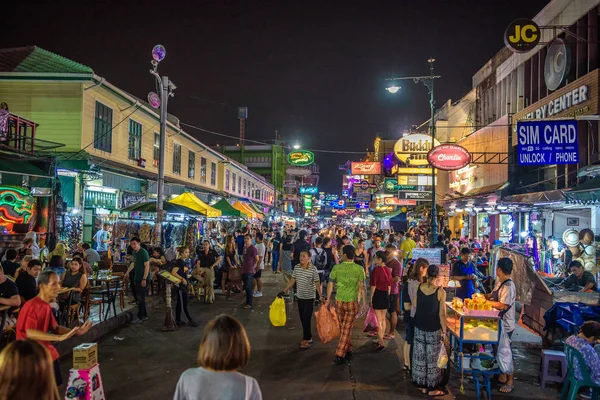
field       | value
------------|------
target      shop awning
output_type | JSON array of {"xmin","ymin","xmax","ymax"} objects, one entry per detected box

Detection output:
[
  {"xmin": 169, "ymin": 192, "xmax": 222, "ymax": 218},
  {"xmin": 503, "ymin": 189, "xmax": 568, "ymax": 205},
  {"xmin": 233, "ymin": 201, "xmax": 257, "ymax": 219},
  {"xmin": 245, "ymin": 200, "xmax": 266, "ymax": 215},
  {"xmin": 211, "ymin": 199, "xmax": 248, "ymax": 217},
  {"xmin": 375, "ymin": 209, "xmax": 403, "ymax": 219},
  {"xmin": 0, "ymin": 159, "xmax": 51, "ymax": 178},
  {"xmin": 119, "ymin": 201, "xmax": 201, "ymax": 215},
  {"xmin": 242, "ymin": 202, "xmax": 264, "ymax": 219}
]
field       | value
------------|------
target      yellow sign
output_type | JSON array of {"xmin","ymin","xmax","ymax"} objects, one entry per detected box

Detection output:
[
  {"xmin": 504, "ymin": 18, "xmax": 540, "ymax": 53},
  {"xmin": 395, "ymin": 167, "xmax": 436, "ymax": 175},
  {"xmin": 393, "ymin": 133, "xmax": 440, "ymax": 166}
]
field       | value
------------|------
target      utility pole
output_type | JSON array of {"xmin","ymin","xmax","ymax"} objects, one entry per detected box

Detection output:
[
  {"xmin": 149, "ymin": 45, "xmax": 176, "ymax": 246},
  {"xmin": 385, "ymin": 58, "xmax": 440, "ymax": 247},
  {"xmin": 272, "ymin": 129, "xmax": 279, "ymax": 221}
]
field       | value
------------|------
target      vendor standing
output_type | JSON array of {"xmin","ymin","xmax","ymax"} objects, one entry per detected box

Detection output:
[
  {"xmin": 450, "ymin": 247, "xmax": 477, "ymax": 300},
  {"xmin": 484, "ymin": 257, "xmax": 516, "ymax": 394},
  {"xmin": 560, "ymin": 260, "xmax": 598, "ymax": 292}
]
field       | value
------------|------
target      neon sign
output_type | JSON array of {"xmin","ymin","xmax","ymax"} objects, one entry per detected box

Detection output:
[{"xmin": 0, "ymin": 186, "xmax": 35, "ymax": 231}]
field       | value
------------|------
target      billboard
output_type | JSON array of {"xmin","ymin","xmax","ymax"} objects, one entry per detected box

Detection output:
[
  {"xmin": 393, "ymin": 133, "xmax": 441, "ymax": 166},
  {"xmin": 287, "ymin": 150, "xmax": 315, "ymax": 166},
  {"xmin": 517, "ymin": 120, "xmax": 578, "ymax": 165},
  {"xmin": 427, "ymin": 144, "xmax": 471, "ymax": 171},
  {"xmin": 299, "ymin": 186, "xmax": 318, "ymax": 195},
  {"xmin": 351, "ymin": 162, "xmax": 381, "ymax": 175},
  {"xmin": 397, "ymin": 191, "xmax": 432, "ymax": 201}
]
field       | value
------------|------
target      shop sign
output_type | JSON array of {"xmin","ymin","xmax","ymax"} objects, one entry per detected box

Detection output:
[
  {"xmin": 283, "ymin": 180, "xmax": 299, "ymax": 188},
  {"xmin": 356, "ymin": 201, "xmax": 370, "ymax": 209},
  {"xmin": 427, "ymin": 145, "xmax": 471, "ymax": 171},
  {"xmin": 355, "ymin": 193, "xmax": 372, "ymax": 202},
  {"xmin": 397, "ymin": 191, "xmax": 432, "ymax": 201},
  {"xmin": 283, "ymin": 194, "xmax": 297, "ymax": 201},
  {"xmin": 395, "ymin": 167, "xmax": 436, "ymax": 175},
  {"xmin": 393, "ymin": 133, "xmax": 440, "ymax": 166},
  {"xmin": 412, "ymin": 248, "xmax": 442, "ymax": 265},
  {"xmin": 122, "ymin": 192, "xmax": 146, "ymax": 209},
  {"xmin": 384, "ymin": 178, "xmax": 415, "ymax": 192},
  {"xmin": 351, "ymin": 161, "xmax": 381, "ymax": 175},
  {"xmin": 517, "ymin": 120, "xmax": 578, "ymax": 165},
  {"xmin": 341, "ymin": 190, "xmax": 349, "ymax": 197},
  {"xmin": 0, "ymin": 186, "xmax": 35, "ymax": 232},
  {"xmin": 522, "ymin": 85, "xmax": 588, "ymax": 120},
  {"xmin": 299, "ymin": 186, "xmax": 318, "ymax": 195},
  {"xmin": 504, "ymin": 18, "xmax": 540, "ymax": 53},
  {"xmin": 331, "ymin": 199, "xmax": 346, "ymax": 209},
  {"xmin": 287, "ymin": 150, "xmax": 315, "ymax": 166},
  {"xmin": 325, "ymin": 194, "xmax": 338, "ymax": 201},
  {"xmin": 449, "ymin": 175, "xmax": 476, "ymax": 189},
  {"xmin": 384, "ymin": 197, "xmax": 417, "ymax": 206}
]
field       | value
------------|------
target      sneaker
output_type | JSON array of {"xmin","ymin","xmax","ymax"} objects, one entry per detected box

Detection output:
[
  {"xmin": 131, "ymin": 318, "xmax": 143, "ymax": 324},
  {"xmin": 176, "ymin": 320, "xmax": 187, "ymax": 326},
  {"xmin": 142, "ymin": 317, "xmax": 148, "ymax": 322},
  {"xmin": 283, "ymin": 295, "xmax": 290, "ymax": 299},
  {"xmin": 253, "ymin": 291, "xmax": 263, "ymax": 298},
  {"xmin": 334, "ymin": 356, "xmax": 347, "ymax": 365},
  {"xmin": 188, "ymin": 321, "xmax": 199, "ymax": 327}
]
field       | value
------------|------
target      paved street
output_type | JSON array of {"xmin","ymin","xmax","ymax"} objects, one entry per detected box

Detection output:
[{"xmin": 62, "ymin": 273, "xmax": 562, "ymax": 400}]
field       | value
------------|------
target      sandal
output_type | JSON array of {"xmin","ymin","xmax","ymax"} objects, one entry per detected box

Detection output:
[
  {"xmin": 383, "ymin": 334, "xmax": 395, "ymax": 340},
  {"xmin": 367, "ymin": 332, "xmax": 378, "ymax": 337},
  {"xmin": 242, "ymin": 305, "xmax": 252, "ymax": 309},
  {"xmin": 300, "ymin": 341, "xmax": 310, "ymax": 349},
  {"xmin": 375, "ymin": 344, "xmax": 385, "ymax": 351},
  {"xmin": 498, "ymin": 384, "xmax": 514, "ymax": 394},
  {"xmin": 428, "ymin": 389, "xmax": 448, "ymax": 397}
]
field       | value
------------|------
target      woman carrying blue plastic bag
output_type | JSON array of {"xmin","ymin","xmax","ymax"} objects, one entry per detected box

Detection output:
[{"xmin": 278, "ymin": 250, "xmax": 322, "ymax": 349}]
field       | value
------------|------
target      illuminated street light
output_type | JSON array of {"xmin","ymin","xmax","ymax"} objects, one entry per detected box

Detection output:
[
  {"xmin": 386, "ymin": 85, "xmax": 401, "ymax": 94},
  {"xmin": 293, "ymin": 143, "xmax": 301, "ymax": 149}
]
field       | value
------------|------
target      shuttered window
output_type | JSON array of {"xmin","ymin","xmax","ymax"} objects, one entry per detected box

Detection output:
[
  {"xmin": 188, "ymin": 151, "xmax": 195, "ymax": 179},
  {"xmin": 94, "ymin": 101, "xmax": 113, "ymax": 152},
  {"xmin": 173, "ymin": 143, "xmax": 181, "ymax": 175},
  {"xmin": 128, "ymin": 119, "xmax": 142, "ymax": 160}
]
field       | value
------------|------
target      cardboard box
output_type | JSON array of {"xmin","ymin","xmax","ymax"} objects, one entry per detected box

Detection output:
[{"xmin": 73, "ymin": 343, "xmax": 98, "ymax": 370}]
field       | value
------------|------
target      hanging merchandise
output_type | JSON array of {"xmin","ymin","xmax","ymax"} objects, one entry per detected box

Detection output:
[
  {"xmin": 172, "ymin": 225, "xmax": 185, "ymax": 248},
  {"xmin": 138, "ymin": 222, "xmax": 153, "ymax": 243},
  {"xmin": 185, "ymin": 220, "xmax": 199, "ymax": 249},
  {"xmin": 63, "ymin": 215, "xmax": 83, "ymax": 253},
  {"xmin": 163, "ymin": 223, "xmax": 174, "ymax": 249}
]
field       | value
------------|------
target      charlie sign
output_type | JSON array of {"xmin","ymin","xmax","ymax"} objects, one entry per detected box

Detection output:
[{"xmin": 517, "ymin": 120, "xmax": 578, "ymax": 165}]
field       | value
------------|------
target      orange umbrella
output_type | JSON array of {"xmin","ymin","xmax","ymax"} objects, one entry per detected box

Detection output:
[{"xmin": 233, "ymin": 201, "xmax": 256, "ymax": 219}]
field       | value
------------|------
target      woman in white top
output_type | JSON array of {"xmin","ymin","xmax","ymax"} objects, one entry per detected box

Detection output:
[{"xmin": 173, "ymin": 314, "xmax": 262, "ymax": 400}]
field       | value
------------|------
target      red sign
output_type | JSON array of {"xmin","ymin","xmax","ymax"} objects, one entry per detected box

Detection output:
[
  {"xmin": 351, "ymin": 162, "xmax": 381, "ymax": 175},
  {"xmin": 384, "ymin": 198, "xmax": 417, "ymax": 206},
  {"xmin": 427, "ymin": 145, "xmax": 471, "ymax": 171}
]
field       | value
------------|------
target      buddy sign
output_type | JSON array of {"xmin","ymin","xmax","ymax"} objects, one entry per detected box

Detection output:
[
  {"xmin": 504, "ymin": 18, "xmax": 540, "ymax": 53},
  {"xmin": 287, "ymin": 150, "xmax": 315, "ymax": 166},
  {"xmin": 517, "ymin": 120, "xmax": 579, "ymax": 165},
  {"xmin": 427, "ymin": 144, "xmax": 471, "ymax": 171},
  {"xmin": 393, "ymin": 133, "xmax": 440, "ymax": 166}
]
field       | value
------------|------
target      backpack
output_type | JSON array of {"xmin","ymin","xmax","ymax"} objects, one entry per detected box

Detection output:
[{"xmin": 313, "ymin": 248, "xmax": 327, "ymax": 271}]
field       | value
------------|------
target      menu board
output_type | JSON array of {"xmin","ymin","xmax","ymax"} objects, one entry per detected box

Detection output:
[{"xmin": 412, "ymin": 248, "xmax": 442, "ymax": 265}]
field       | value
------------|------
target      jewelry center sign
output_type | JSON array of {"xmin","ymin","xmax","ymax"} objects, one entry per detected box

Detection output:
[{"xmin": 517, "ymin": 120, "xmax": 578, "ymax": 165}]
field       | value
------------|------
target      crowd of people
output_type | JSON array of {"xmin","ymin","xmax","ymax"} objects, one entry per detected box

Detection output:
[{"xmin": 2, "ymin": 221, "xmax": 600, "ymax": 399}]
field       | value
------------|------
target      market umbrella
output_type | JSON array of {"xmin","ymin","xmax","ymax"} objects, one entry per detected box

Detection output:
[
  {"xmin": 169, "ymin": 192, "xmax": 222, "ymax": 218},
  {"xmin": 240, "ymin": 201, "xmax": 263, "ymax": 219},
  {"xmin": 211, "ymin": 199, "xmax": 248, "ymax": 217},
  {"xmin": 119, "ymin": 201, "xmax": 200, "ymax": 215},
  {"xmin": 233, "ymin": 201, "xmax": 256, "ymax": 219},
  {"xmin": 246, "ymin": 200, "xmax": 266, "ymax": 216}
]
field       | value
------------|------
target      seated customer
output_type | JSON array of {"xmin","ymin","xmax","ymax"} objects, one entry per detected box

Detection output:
[
  {"xmin": 82, "ymin": 243, "xmax": 101, "ymax": 267},
  {"xmin": 73, "ymin": 252, "xmax": 93, "ymax": 275},
  {"xmin": 59, "ymin": 257, "xmax": 88, "ymax": 304},
  {"xmin": 565, "ymin": 321, "xmax": 600, "ymax": 386},
  {"xmin": 0, "ymin": 264, "xmax": 21, "ymax": 330},
  {"xmin": 47, "ymin": 255, "xmax": 66, "ymax": 279},
  {"xmin": 14, "ymin": 255, "xmax": 33, "ymax": 279},
  {"xmin": 16, "ymin": 259, "xmax": 41, "ymax": 302},
  {"xmin": 561, "ymin": 261, "xmax": 597, "ymax": 292},
  {"xmin": 2, "ymin": 249, "xmax": 20, "ymax": 277}
]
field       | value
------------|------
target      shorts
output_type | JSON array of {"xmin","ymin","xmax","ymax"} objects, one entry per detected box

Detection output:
[
  {"xmin": 253, "ymin": 269, "xmax": 262, "ymax": 279},
  {"xmin": 388, "ymin": 294, "xmax": 399, "ymax": 314},
  {"xmin": 53, "ymin": 359, "xmax": 63, "ymax": 386},
  {"xmin": 372, "ymin": 289, "xmax": 390, "ymax": 310}
]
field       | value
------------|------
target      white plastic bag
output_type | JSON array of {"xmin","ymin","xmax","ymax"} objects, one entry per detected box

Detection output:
[
  {"xmin": 437, "ymin": 342, "xmax": 448, "ymax": 369},
  {"xmin": 497, "ymin": 322, "xmax": 514, "ymax": 375}
]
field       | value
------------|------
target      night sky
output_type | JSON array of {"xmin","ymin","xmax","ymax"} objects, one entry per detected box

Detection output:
[{"xmin": 3, "ymin": 0, "xmax": 549, "ymax": 192}]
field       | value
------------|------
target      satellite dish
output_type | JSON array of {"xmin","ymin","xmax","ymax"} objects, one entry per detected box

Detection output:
[
  {"xmin": 152, "ymin": 45, "xmax": 166, "ymax": 62},
  {"xmin": 148, "ymin": 92, "xmax": 160, "ymax": 109},
  {"xmin": 544, "ymin": 38, "xmax": 570, "ymax": 91}
]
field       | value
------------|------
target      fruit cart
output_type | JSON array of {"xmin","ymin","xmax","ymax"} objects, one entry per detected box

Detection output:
[{"xmin": 446, "ymin": 300, "xmax": 501, "ymax": 399}]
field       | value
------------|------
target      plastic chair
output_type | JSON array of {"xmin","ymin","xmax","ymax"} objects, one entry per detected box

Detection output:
[
  {"xmin": 561, "ymin": 344, "xmax": 600, "ymax": 400},
  {"xmin": 540, "ymin": 349, "xmax": 567, "ymax": 388}
]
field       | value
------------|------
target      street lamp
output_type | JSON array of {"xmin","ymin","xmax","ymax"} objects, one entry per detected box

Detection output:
[
  {"xmin": 385, "ymin": 58, "xmax": 441, "ymax": 247},
  {"xmin": 293, "ymin": 143, "xmax": 301, "ymax": 150},
  {"xmin": 148, "ymin": 45, "xmax": 176, "ymax": 246}
]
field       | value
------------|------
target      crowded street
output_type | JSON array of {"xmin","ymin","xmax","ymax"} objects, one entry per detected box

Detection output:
[{"xmin": 3, "ymin": 1, "xmax": 600, "ymax": 399}]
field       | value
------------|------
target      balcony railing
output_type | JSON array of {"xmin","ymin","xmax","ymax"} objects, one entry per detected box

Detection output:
[{"xmin": 0, "ymin": 112, "xmax": 64, "ymax": 154}]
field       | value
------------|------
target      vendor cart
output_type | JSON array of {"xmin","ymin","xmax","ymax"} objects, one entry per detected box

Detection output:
[{"xmin": 446, "ymin": 302, "xmax": 502, "ymax": 399}]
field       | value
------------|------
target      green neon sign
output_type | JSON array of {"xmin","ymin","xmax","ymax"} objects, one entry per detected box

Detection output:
[{"xmin": 287, "ymin": 150, "xmax": 315, "ymax": 166}]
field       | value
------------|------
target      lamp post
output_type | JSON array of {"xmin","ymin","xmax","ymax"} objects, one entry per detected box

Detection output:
[
  {"xmin": 148, "ymin": 45, "xmax": 176, "ymax": 246},
  {"xmin": 386, "ymin": 58, "xmax": 441, "ymax": 247}
]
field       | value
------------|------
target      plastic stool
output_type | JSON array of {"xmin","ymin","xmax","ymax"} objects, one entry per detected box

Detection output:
[{"xmin": 541, "ymin": 349, "xmax": 567, "ymax": 388}]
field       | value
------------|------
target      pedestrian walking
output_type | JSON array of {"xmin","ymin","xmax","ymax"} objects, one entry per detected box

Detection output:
[
  {"xmin": 253, "ymin": 232, "xmax": 266, "ymax": 297},
  {"xmin": 411, "ymin": 264, "xmax": 447, "ymax": 397},
  {"xmin": 280, "ymin": 249, "xmax": 322, "ymax": 349},
  {"xmin": 403, "ymin": 257, "xmax": 429, "ymax": 371},
  {"xmin": 278, "ymin": 235, "xmax": 294, "ymax": 299},
  {"xmin": 271, "ymin": 231, "xmax": 281, "ymax": 274},
  {"xmin": 326, "ymin": 245, "xmax": 366, "ymax": 365},
  {"xmin": 174, "ymin": 314, "xmax": 262, "ymax": 400},
  {"xmin": 171, "ymin": 259, "xmax": 198, "ymax": 327},
  {"xmin": 126, "ymin": 237, "xmax": 151, "ymax": 323},
  {"xmin": 369, "ymin": 250, "xmax": 392, "ymax": 351},
  {"xmin": 222, "ymin": 235, "xmax": 238, "ymax": 294},
  {"xmin": 241, "ymin": 235, "xmax": 258, "ymax": 309},
  {"xmin": 384, "ymin": 244, "xmax": 402, "ymax": 340}
]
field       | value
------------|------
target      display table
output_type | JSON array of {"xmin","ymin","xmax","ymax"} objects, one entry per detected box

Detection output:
[{"xmin": 446, "ymin": 302, "xmax": 501, "ymax": 399}]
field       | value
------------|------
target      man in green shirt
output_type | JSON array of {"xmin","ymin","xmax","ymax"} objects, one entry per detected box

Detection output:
[
  {"xmin": 125, "ymin": 237, "xmax": 151, "ymax": 323},
  {"xmin": 326, "ymin": 245, "xmax": 366, "ymax": 365}
]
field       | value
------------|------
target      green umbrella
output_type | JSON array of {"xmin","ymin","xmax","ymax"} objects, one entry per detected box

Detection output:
[{"xmin": 120, "ymin": 201, "xmax": 200, "ymax": 215}]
